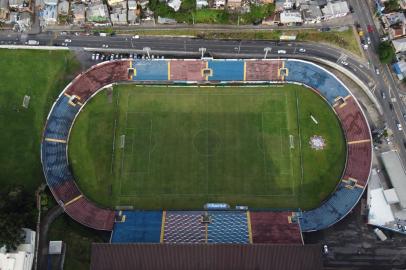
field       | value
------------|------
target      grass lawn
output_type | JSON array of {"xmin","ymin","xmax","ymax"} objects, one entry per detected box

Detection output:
[
  {"xmin": 48, "ymin": 214, "xmax": 109, "ymax": 270},
  {"xmin": 0, "ymin": 49, "xmax": 80, "ymax": 193},
  {"xmin": 70, "ymin": 85, "xmax": 346, "ymax": 210}
]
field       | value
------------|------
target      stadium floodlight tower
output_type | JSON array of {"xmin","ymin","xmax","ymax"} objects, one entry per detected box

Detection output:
[
  {"xmin": 143, "ymin": 47, "xmax": 151, "ymax": 59},
  {"xmin": 199, "ymin": 47, "xmax": 206, "ymax": 59},
  {"xmin": 264, "ymin": 47, "xmax": 272, "ymax": 59}
]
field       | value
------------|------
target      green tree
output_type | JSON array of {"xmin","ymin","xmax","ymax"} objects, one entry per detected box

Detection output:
[
  {"xmin": 384, "ymin": 0, "xmax": 400, "ymax": 12},
  {"xmin": 0, "ymin": 186, "xmax": 36, "ymax": 251},
  {"xmin": 378, "ymin": 41, "xmax": 395, "ymax": 64}
]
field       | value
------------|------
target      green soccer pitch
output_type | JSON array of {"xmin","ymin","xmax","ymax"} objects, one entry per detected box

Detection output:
[{"xmin": 69, "ymin": 84, "xmax": 346, "ymax": 210}]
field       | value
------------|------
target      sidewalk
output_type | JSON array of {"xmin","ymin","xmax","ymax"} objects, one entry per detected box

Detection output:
[{"xmin": 43, "ymin": 15, "xmax": 354, "ymax": 32}]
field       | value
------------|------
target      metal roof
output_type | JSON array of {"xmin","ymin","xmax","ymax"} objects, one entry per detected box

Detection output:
[
  {"xmin": 381, "ymin": 150, "xmax": 406, "ymax": 209},
  {"xmin": 91, "ymin": 243, "xmax": 323, "ymax": 270}
]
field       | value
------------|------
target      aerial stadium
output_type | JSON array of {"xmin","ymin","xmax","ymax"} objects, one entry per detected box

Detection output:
[{"xmin": 40, "ymin": 58, "xmax": 372, "ymax": 268}]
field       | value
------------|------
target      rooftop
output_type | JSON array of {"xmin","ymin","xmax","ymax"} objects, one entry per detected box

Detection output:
[
  {"xmin": 381, "ymin": 150, "xmax": 406, "ymax": 209},
  {"xmin": 91, "ymin": 243, "xmax": 323, "ymax": 270}
]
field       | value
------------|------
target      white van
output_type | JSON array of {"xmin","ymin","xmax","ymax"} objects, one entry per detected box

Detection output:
[
  {"xmin": 374, "ymin": 228, "xmax": 387, "ymax": 241},
  {"xmin": 278, "ymin": 50, "xmax": 286, "ymax": 54}
]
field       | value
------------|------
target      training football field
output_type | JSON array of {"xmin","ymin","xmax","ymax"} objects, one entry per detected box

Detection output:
[{"xmin": 70, "ymin": 85, "xmax": 346, "ymax": 210}]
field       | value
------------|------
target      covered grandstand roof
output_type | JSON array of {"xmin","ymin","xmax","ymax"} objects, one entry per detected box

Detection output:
[
  {"xmin": 90, "ymin": 243, "xmax": 323, "ymax": 270},
  {"xmin": 381, "ymin": 150, "xmax": 406, "ymax": 209}
]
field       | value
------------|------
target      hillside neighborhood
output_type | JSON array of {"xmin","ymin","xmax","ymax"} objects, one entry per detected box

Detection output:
[{"xmin": 0, "ymin": 0, "xmax": 351, "ymax": 30}]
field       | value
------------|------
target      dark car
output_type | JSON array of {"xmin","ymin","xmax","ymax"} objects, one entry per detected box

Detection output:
[
  {"xmin": 403, "ymin": 140, "xmax": 406, "ymax": 149},
  {"xmin": 319, "ymin": 27, "xmax": 331, "ymax": 32},
  {"xmin": 389, "ymin": 102, "xmax": 394, "ymax": 110},
  {"xmin": 253, "ymin": 19, "xmax": 262, "ymax": 25},
  {"xmin": 367, "ymin": 25, "xmax": 373, "ymax": 33},
  {"xmin": 277, "ymin": 23, "xmax": 284, "ymax": 26}
]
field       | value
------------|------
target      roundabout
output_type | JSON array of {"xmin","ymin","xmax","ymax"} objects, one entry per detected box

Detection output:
[{"xmin": 41, "ymin": 58, "xmax": 372, "ymax": 242}]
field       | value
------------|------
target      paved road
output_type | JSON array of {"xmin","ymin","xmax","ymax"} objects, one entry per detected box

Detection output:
[{"xmin": 349, "ymin": 0, "xmax": 406, "ymax": 162}]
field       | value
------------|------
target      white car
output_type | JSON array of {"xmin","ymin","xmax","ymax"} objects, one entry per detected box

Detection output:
[
  {"xmin": 91, "ymin": 53, "xmax": 95, "ymax": 60},
  {"xmin": 132, "ymin": 35, "xmax": 140, "ymax": 39},
  {"xmin": 397, "ymin": 122, "xmax": 403, "ymax": 131},
  {"xmin": 277, "ymin": 50, "xmax": 287, "ymax": 54},
  {"xmin": 367, "ymin": 37, "xmax": 371, "ymax": 45},
  {"xmin": 102, "ymin": 44, "xmax": 109, "ymax": 48},
  {"xmin": 298, "ymin": 48, "xmax": 306, "ymax": 53},
  {"xmin": 375, "ymin": 68, "xmax": 380, "ymax": 75},
  {"xmin": 64, "ymin": 39, "xmax": 72, "ymax": 43},
  {"xmin": 341, "ymin": 60, "xmax": 348, "ymax": 66}
]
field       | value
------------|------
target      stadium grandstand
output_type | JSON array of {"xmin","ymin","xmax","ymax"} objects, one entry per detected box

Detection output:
[{"xmin": 41, "ymin": 59, "xmax": 372, "ymax": 241}]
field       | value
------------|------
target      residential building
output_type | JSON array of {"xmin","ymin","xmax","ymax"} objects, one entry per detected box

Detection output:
[
  {"xmin": 8, "ymin": 0, "xmax": 26, "ymax": 10},
  {"xmin": 389, "ymin": 24, "xmax": 406, "ymax": 40},
  {"xmin": 40, "ymin": 4, "xmax": 57, "ymax": 26},
  {"xmin": 382, "ymin": 12, "xmax": 406, "ymax": 29},
  {"xmin": 401, "ymin": 0, "xmax": 406, "ymax": 10},
  {"xmin": 211, "ymin": 0, "xmax": 224, "ymax": 8},
  {"xmin": 71, "ymin": 3, "xmax": 85, "ymax": 24},
  {"xmin": 110, "ymin": 0, "xmax": 127, "ymax": 25},
  {"xmin": 275, "ymin": 0, "xmax": 294, "ymax": 11},
  {"xmin": 0, "ymin": 229, "xmax": 36, "ymax": 270},
  {"xmin": 262, "ymin": 11, "xmax": 280, "ymax": 25},
  {"xmin": 196, "ymin": 0, "xmax": 208, "ymax": 9},
  {"xmin": 15, "ymin": 11, "xmax": 31, "ymax": 30},
  {"xmin": 107, "ymin": 0, "xmax": 124, "ymax": 6},
  {"xmin": 128, "ymin": 8, "xmax": 140, "ymax": 24},
  {"xmin": 321, "ymin": 0, "xmax": 349, "ymax": 20},
  {"xmin": 392, "ymin": 37, "xmax": 406, "ymax": 53},
  {"xmin": 300, "ymin": 3, "xmax": 322, "ymax": 23},
  {"xmin": 43, "ymin": 0, "xmax": 57, "ymax": 5},
  {"xmin": 280, "ymin": 10, "xmax": 302, "ymax": 24},
  {"xmin": 227, "ymin": 0, "xmax": 241, "ymax": 9},
  {"xmin": 0, "ymin": 0, "xmax": 9, "ymax": 21},
  {"xmin": 167, "ymin": 0, "xmax": 181, "ymax": 11},
  {"xmin": 393, "ymin": 60, "xmax": 406, "ymax": 80},
  {"xmin": 57, "ymin": 0, "xmax": 69, "ymax": 15},
  {"xmin": 128, "ymin": 0, "xmax": 136, "ymax": 9},
  {"xmin": 86, "ymin": 3, "xmax": 110, "ymax": 23}
]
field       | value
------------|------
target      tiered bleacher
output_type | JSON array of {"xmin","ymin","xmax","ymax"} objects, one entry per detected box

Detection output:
[
  {"xmin": 299, "ymin": 182, "xmax": 364, "ymax": 231},
  {"xmin": 111, "ymin": 211, "xmax": 162, "ymax": 243},
  {"xmin": 250, "ymin": 211, "xmax": 302, "ymax": 244},
  {"xmin": 284, "ymin": 60, "xmax": 349, "ymax": 104},
  {"xmin": 207, "ymin": 211, "xmax": 249, "ymax": 243},
  {"xmin": 163, "ymin": 211, "xmax": 206, "ymax": 243},
  {"xmin": 65, "ymin": 60, "xmax": 130, "ymax": 101},
  {"xmin": 42, "ymin": 58, "xmax": 372, "ymax": 235}
]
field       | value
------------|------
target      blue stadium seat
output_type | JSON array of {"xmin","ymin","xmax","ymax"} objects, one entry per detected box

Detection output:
[
  {"xmin": 207, "ymin": 60, "xmax": 245, "ymax": 81},
  {"xmin": 284, "ymin": 60, "xmax": 349, "ymax": 104},
  {"xmin": 207, "ymin": 211, "xmax": 249, "ymax": 243},
  {"xmin": 111, "ymin": 211, "xmax": 163, "ymax": 243},
  {"xmin": 300, "ymin": 182, "xmax": 363, "ymax": 231},
  {"xmin": 132, "ymin": 60, "xmax": 168, "ymax": 81}
]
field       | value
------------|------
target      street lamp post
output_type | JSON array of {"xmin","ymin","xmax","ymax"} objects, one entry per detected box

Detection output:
[
  {"xmin": 143, "ymin": 47, "xmax": 151, "ymax": 59},
  {"xmin": 264, "ymin": 47, "xmax": 271, "ymax": 59},
  {"xmin": 199, "ymin": 47, "xmax": 206, "ymax": 59}
]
